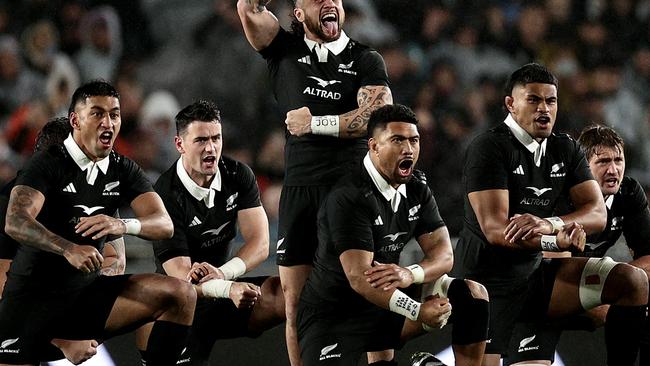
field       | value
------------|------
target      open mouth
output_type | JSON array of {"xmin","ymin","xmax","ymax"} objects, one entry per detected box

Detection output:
[
  {"xmin": 99, "ymin": 131, "xmax": 113, "ymax": 146},
  {"xmin": 604, "ymin": 177, "xmax": 618, "ymax": 186},
  {"xmin": 203, "ymin": 156, "xmax": 217, "ymax": 166},
  {"xmin": 535, "ymin": 115, "xmax": 551, "ymax": 126},
  {"xmin": 398, "ymin": 159, "xmax": 414, "ymax": 177},
  {"xmin": 320, "ymin": 10, "xmax": 339, "ymax": 37}
]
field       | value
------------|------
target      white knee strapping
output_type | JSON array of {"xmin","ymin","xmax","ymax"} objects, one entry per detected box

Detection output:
[
  {"xmin": 579, "ymin": 256, "xmax": 618, "ymax": 310},
  {"xmin": 421, "ymin": 274, "xmax": 454, "ymax": 300}
]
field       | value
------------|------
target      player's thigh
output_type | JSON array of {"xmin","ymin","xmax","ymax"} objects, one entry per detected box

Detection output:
[
  {"xmin": 249, "ymin": 276, "xmax": 285, "ymax": 331},
  {"xmin": 277, "ymin": 185, "xmax": 330, "ymax": 266}
]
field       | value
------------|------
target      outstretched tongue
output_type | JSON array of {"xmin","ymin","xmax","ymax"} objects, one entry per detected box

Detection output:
[{"xmin": 322, "ymin": 19, "xmax": 338, "ymax": 37}]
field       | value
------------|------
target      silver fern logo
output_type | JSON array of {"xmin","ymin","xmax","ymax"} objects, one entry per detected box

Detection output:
[{"xmin": 319, "ymin": 343, "xmax": 341, "ymax": 360}]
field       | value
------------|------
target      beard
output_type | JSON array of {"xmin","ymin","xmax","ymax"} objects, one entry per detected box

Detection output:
[{"xmin": 303, "ymin": 14, "xmax": 341, "ymax": 42}]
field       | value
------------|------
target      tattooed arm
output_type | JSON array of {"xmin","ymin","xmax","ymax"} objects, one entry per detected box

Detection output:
[
  {"xmin": 285, "ymin": 85, "xmax": 393, "ymax": 138},
  {"xmin": 5, "ymin": 185, "xmax": 103, "ymax": 273},
  {"xmin": 100, "ymin": 237, "xmax": 126, "ymax": 276}
]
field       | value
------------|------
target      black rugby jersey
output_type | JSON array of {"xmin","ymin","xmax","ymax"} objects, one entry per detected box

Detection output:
[
  {"xmin": 8, "ymin": 141, "xmax": 152, "ymax": 293},
  {"xmin": 0, "ymin": 178, "xmax": 18, "ymax": 260},
  {"xmin": 453, "ymin": 122, "xmax": 593, "ymax": 287},
  {"xmin": 300, "ymin": 158, "xmax": 445, "ymax": 313},
  {"xmin": 260, "ymin": 29, "xmax": 389, "ymax": 186},
  {"xmin": 152, "ymin": 156, "xmax": 261, "ymax": 271},
  {"xmin": 575, "ymin": 176, "xmax": 650, "ymax": 259}
]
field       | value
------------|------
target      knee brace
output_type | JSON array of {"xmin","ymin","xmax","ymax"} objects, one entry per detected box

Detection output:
[
  {"xmin": 447, "ymin": 279, "xmax": 490, "ymax": 345},
  {"xmin": 579, "ymin": 257, "xmax": 617, "ymax": 310}
]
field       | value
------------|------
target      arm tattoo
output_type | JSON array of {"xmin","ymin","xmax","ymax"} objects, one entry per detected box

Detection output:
[
  {"xmin": 6, "ymin": 186, "xmax": 73, "ymax": 256},
  {"xmin": 341, "ymin": 86, "xmax": 393, "ymax": 138}
]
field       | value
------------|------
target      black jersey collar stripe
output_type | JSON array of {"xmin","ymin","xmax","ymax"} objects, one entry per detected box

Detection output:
[
  {"xmin": 303, "ymin": 31, "xmax": 349, "ymax": 56},
  {"xmin": 175, "ymin": 157, "xmax": 222, "ymax": 203},
  {"xmin": 63, "ymin": 134, "xmax": 110, "ymax": 174},
  {"xmin": 363, "ymin": 153, "xmax": 406, "ymax": 203},
  {"xmin": 504, "ymin": 114, "xmax": 547, "ymax": 167},
  {"xmin": 605, "ymin": 194, "xmax": 614, "ymax": 209}
]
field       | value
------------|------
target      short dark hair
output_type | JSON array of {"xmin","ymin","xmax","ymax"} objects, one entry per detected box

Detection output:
[
  {"xmin": 367, "ymin": 104, "xmax": 418, "ymax": 138},
  {"xmin": 504, "ymin": 63, "xmax": 558, "ymax": 96},
  {"xmin": 34, "ymin": 117, "xmax": 72, "ymax": 152},
  {"xmin": 577, "ymin": 124, "xmax": 625, "ymax": 161},
  {"xmin": 68, "ymin": 80, "xmax": 120, "ymax": 115},
  {"xmin": 175, "ymin": 100, "xmax": 221, "ymax": 136},
  {"xmin": 288, "ymin": 0, "xmax": 305, "ymax": 36}
]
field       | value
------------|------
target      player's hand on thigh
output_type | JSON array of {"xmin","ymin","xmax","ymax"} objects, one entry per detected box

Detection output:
[
  {"xmin": 63, "ymin": 244, "xmax": 104, "ymax": 273},
  {"xmin": 188, "ymin": 262, "xmax": 224, "ymax": 283},
  {"xmin": 52, "ymin": 339, "xmax": 98, "ymax": 365},
  {"xmin": 75, "ymin": 214, "xmax": 126, "ymax": 240},
  {"xmin": 285, "ymin": 106, "xmax": 312, "ymax": 136},
  {"xmin": 365, "ymin": 261, "xmax": 414, "ymax": 290},
  {"xmin": 418, "ymin": 296, "xmax": 452, "ymax": 329},
  {"xmin": 557, "ymin": 222, "xmax": 586, "ymax": 252},
  {"xmin": 229, "ymin": 282, "xmax": 262, "ymax": 308},
  {"xmin": 504, "ymin": 213, "xmax": 552, "ymax": 243}
]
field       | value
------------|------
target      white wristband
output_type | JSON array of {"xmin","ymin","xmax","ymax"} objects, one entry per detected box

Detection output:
[
  {"xmin": 544, "ymin": 216, "xmax": 565, "ymax": 234},
  {"xmin": 540, "ymin": 235, "xmax": 560, "ymax": 252},
  {"xmin": 310, "ymin": 115, "xmax": 340, "ymax": 137},
  {"xmin": 200, "ymin": 279, "xmax": 233, "ymax": 298},
  {"xmin": 120, "ymin": 219, "xmax": 141, "ymax": 235},
  {"xmin": 406, "ymin": 264, "xmax": 425, "ymax": 284},
  {"xmin": 389, "ymin": 289, "xmax": 421, "ymax": 321},
  {"xmin": 218, "ymin": 257, "xmax": 246, "ymax": 280}
]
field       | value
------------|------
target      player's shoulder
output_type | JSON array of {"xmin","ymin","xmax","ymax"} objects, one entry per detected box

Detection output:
[
  {"xmin": 154, "ymin": 161, "xmax": 178, "ymax": 192},
  {"xmin": 618, "ymin": 176, "xmax": 644, "ymax": 198},
  {"xmin": 548, "ymin": 131, "xmax": 579, "ymax": 147},
  {"xmin": 468, "ymin": 124, "xmax": 512, "ymax": 150},
  {"xmin": 220, "ymin": 155, "xmax": 256, "ymax": 182},
  {"xmin": 329, "ymin": 167, "xmax": 372, "ymax": 202}
]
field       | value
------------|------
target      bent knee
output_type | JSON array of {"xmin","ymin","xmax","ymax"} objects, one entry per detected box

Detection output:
[
  {"xmin": 157, "ymin": 276, "xmax": 196, "ymax": 308},
  {"xmin": 606, "ymin": 263, "xmax": 649, "ymax": 305},
  {"xmin": 464, "ymin": 279, "xmax": 489, "ymax": 302}
]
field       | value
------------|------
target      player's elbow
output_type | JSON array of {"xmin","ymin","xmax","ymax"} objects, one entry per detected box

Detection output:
[
  {"xmin": 347, "ymin": 272, "xmax": 368, "ymax": 295},
  {"xmin": 5, "ymin": 214, "xmax": 25, "ymax": 242}
]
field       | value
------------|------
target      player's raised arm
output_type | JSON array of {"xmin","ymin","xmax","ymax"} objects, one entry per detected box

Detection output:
[{"xmin": 237, "ymin": 0, "xmax": 280, "ymax": 51}]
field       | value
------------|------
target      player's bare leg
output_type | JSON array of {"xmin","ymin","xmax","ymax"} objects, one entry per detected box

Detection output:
[
  {"xmin": 248, "ymin": 276, "xmax": 286, "ymax": 333},
  {"xmin": 279, "ymin": 264, "xmax": 312, "ymax": 366}
]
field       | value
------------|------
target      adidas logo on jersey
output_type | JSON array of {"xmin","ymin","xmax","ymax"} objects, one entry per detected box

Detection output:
[
  {"xmin": 374, "ymin": 215, "xmax": 383, "ymax": 226},
  {"xmin": 189, "ymin": 216, "xmax": 202, "ymax": 227},
  {"xmin": 513, "ymin": 165, "xmax": 525, "ymax": 175},
  {"xmin": 297, "ymin": 55, "xmax": 311, "ymax": 65},
  {"xmin": 62, "ymin": 183, "xmax": 77, "ymax": 193}
]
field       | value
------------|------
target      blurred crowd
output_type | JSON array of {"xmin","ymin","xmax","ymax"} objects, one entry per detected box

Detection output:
[{"xmin": 2, "ymin": 0, "xmax": 650, "ymax": 235}]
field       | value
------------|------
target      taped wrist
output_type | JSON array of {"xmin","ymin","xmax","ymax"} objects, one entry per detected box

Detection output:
[
  {"xmin": 540, "ymin": 235, "xmax": 560, "ymax": 251},
  {"xmin": 201, "ymin": 279, "xmax": 233, "ymax": 298},
  {"xmin": 447, "ymin": 279, "xmax": 489, "ymax": 345},
  {"xmin": 218, "ymin": 257, "xmax": 246, "ymax": 280},
  {"xmin": 389, "ymin": 289, "xmax": 420, "ymax": 321},
  {"xmin": 544, "ymin": 216, "xmax": 564, "ymax": 234},
  {"xmin": 406, "ymin": 264, "xmax": 425, "ymax": 284},
  {"xmin": 120, "ymin": 218, "xmax": 141, "ymax": 235},
  {"xmin": 310, "ymin": 115, "xmax": 339, "ymax": 137}
]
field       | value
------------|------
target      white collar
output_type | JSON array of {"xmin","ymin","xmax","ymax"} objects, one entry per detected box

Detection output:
[
  {"xmin": 63, "ymin": 134, "xmax": 110, "ymax": 185},
  {"xmin": 304, "ymin": 31, "xmax": 350, "ymax": 62},
  {"xmin": 175, "ymin": 157, "xmax": 221, "ymax": 208},
  {"xmin": 504, "ymin": 114, "xmax": 547, "ymax": 167},
  {"xmin": 605, "ymin": 194, "xmax": 614, "ymax": 209},
  {"xmin": 363, "ymin": 153, "xmax": 406, "ymax": 212}
]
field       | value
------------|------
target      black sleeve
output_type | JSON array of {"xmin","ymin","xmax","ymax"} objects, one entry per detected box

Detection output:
[
  {"xmin": 413, "ymin": 183, "xmax": 446, "ymax": 238},
  {"xmin": 327, "ymin": 190, "xmax": 375, "ymax": 256},
  {"xmin": 565, "ymin": 139, "xmax": 594, "ymax": 188},
  {"xmin": 357, "ymin": 49, "xmax": 389, "ymax": 87},
  {"xmin": 119, "ymin": 157, "xmax": 154, "ymax": 205},
  {"xmin": 15, "ymin": 150, "xmax": 60, "ymax": 196},
  {"xmin": 235, "ymin": 162, "xmax": 262, "ymax": 210},
  {"xmin": 464, "ymin": 134, "xmax": 509, "ymax": 193},
  {"xmin": 153, "ymin": 179, "xmax": 190, "ymax": 263},
  {"xmin": 259, "ymin": 27, "xmax": 291, "ymax": 61},
  {"xmin": 622, "ymin": 178, "xmax": 650, "ymax": 258}
]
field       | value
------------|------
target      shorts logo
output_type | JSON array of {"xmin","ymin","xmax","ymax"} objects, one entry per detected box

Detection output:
[
  {"xmin": 226, "ymin": 193, "xmax": 238, "ymax": 211},
  {"xmin": 517, "ymin": 334, "xmax": 539, "ymax": 352},
  {"xmin": 276, "ymin": 238, "xmax": 285, "ymax": 253},
  {"xmin": 0, "ymin": 338, "xmax": 20, "ymax": 354},
  {"xmin": 103, "ymin": 181, "xmax": 120, "ymax": 196},
  {"xmin": 319, "ymin": 343, "xmax": 341, "ymax": 360},
  {"xmin": 74, "ymin": 205, "xmax": 104, "ymax": 215}
]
